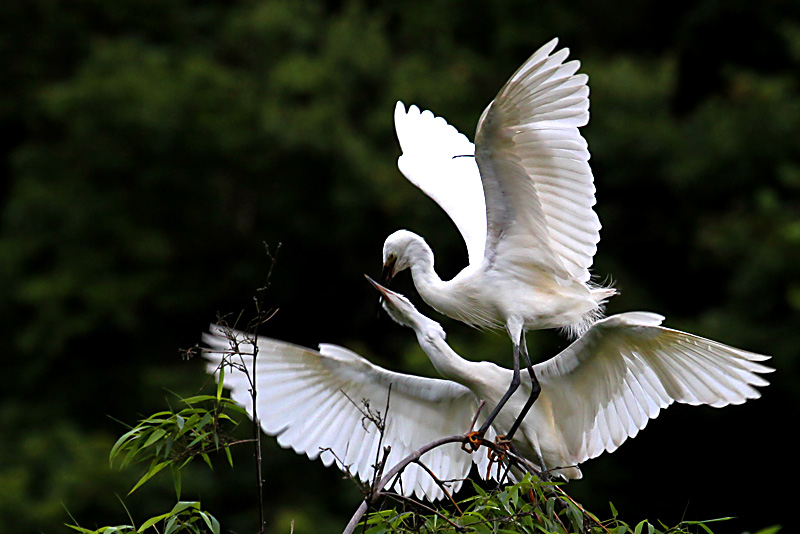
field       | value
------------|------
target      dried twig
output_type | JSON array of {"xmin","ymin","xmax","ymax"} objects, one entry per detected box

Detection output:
[
  {"xmin": 341, "ymin": 430, "xmax": 544, "ymax": 534},
  {"xmin": 381, "ymin": 492, "xmax": 466, "ymax": 532},
  {"xmin": 413, "ymin": 460, "xmax": 461, "ymax": 514}
]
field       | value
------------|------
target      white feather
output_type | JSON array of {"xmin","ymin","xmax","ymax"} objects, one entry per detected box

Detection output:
[{"xmin": 202, "ymin": 324, "xmax": 490, "ymax": 501}]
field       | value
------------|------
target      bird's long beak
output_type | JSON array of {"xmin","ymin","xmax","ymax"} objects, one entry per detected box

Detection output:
[
  {"xmin": 381, "ymin": 255, "xmax": 397, "ymax": 287},
  {"xmin": 367, "ymin": 274, "xmax": 392, "ymax": 319},
  {"xmin": 365, "ymin": 274, "xmax": 392, "ymax": 300}
]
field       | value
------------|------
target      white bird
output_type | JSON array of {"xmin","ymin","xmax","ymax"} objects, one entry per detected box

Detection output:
[
  {"xmin": 202, "ymin": 279, "xmax": 772, "ymax": 498},
  {"xmin": 201, "ymin": 324, "xmax": 497, "ymax": 501},
  {"xmin": 382, "ymin": 38, "xmax": 616, "ymax": 435},
  {"xmin": 365, "ymin": 278, "xmax": 773, "ymax": 479}
]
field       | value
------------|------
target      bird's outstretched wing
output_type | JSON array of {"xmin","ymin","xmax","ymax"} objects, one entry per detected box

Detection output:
[
  {"xmin": 202, "ymin": 325, "xmax": 493, "ymax": 500},
  {"xmin": 394, "ymin": 102, "xmax": 487, "ymax": 266},
  {"xmin": 476, "ymin": 38, "xmax": 598, "ymax": 284},
  {"xmin": 534, "ymin": 312, "xmax": 773, "ymax": 465}
]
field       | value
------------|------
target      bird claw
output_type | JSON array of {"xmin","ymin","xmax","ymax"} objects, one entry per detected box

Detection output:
[
  {"xmin": 461, "ymin": 431, "xmax": 484, "ymax": 453},
  {"xmin": 488, "ymin": 435, "xmax": 512, "ymax": 463}
]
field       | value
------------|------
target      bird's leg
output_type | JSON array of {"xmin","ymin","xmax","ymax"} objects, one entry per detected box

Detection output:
[
  {"xmin": 461, "ymin": 401, "xmax": 486, "ymax": 453},
  {"xmin": 504, "ymin": 332, "xmax": 541, "ymax": 441},
  {"xmin": 474, "ymin": 339, "xmax": 522, "ymax": 436}
]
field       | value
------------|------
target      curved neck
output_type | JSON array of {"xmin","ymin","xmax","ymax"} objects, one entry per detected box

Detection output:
[
  {"xmin": 405, "ymin": 238, "xmax": 446, "ymax": 307},
  {"xmin": 414, "ymin": 322, "xmax": 478, "ymax": 389}
]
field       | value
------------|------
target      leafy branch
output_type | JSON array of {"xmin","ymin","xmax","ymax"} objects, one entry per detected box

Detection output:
[{"xmin": 108, "ymin": 391, "xmax": 248, "ymax": 498}]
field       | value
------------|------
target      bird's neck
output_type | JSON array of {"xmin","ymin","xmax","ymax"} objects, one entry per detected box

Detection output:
[
  {"xmin": 416, "ymin": 326, "xmax": 479, "ymax": 389},
  {"xmin": 406, "ymin": 240, "xmax": 447, "ymax": 308}
]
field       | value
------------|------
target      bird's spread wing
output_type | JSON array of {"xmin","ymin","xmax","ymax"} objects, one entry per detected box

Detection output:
[
  {"xmin": 394, "ymin": 102, "xmax": 487, "ymax": 266},
  {"xmin": 534, "ymin": 312, "xmax": 773, "ymax": 464},
  {"xmin": 202, "ymin": 325, "xmax": 490, "ymax": 500},
  {"xmin": 475, "ymin": 38, "xmax": 598, "ymax": 284}
]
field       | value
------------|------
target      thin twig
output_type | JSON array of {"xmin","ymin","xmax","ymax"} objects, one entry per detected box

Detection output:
[
  {"xmin": 469, "ymin": 400, "xmax": 486, "ymax": 431},
  {"xmin": 249, "ymin": 243, "xmax": 280, "ymax": 534},
  {"xmin": 381, "ymin": 492, "xmax": 466, "ymax": 532},
  {"xmin": 413, "ymin": 460, "xmax": 461, "ymax": 514},
  {"xmin": 370, "ymin": 385, "xmax": 392, "ymax": 494},
  {"xmin": 342, "ymin": 434, "xmax": 467, "ymax": 534},
  {"xmin": 341, "ymin": 429, "xmax": 549, "ymax": 534}
]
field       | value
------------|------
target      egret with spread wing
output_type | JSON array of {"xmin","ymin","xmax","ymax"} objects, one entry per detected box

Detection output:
[
  {"xmin": 368, "ymin": 277, "xmax": 772, "ymax": 478},
  {"xmin": 382, "ymin": 39, "xmax": 615, "ymax": 440},
  {"xmin": 202, "ymin": 325, "xmax": 497, "ymax": 501}
]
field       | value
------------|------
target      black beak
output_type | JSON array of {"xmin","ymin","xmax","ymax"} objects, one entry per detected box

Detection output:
[
  {"xmin": 365, "ymin": 274, "xmax": 390, "ymax": 296},
  {"xmin": 367, "ymin": 272, "xmax": 388, "ymax": 319},
  {"xmin": 381, "ymin": 255, "xmax": 397, "ymax": 287},
  {"xmin": 366, "ymin": 274, "xmax": 393, "ymax": 320}
]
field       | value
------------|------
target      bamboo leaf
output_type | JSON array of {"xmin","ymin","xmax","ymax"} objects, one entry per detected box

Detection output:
[
  {"xmin": 171, "ymin": 463, "xmax": 182, "ymax": 500},
  {"xmin": 198, "ymin": 511, "xmax": 220, "ymax": 534},
  {"xmin": 128, "ymin": 461, "xmax": 170, "ymax": 495},
  {"xmin": 138, "ymin": 512, "xmax": 171, "ymax": 532},
  {"xmin": 143, "ymin": 428, "xmax": 167, "ymax": 448},
  {"xmin": 180, "ymin": 395, "xmax": 218, "ymax": 404},
  {"xmin": 216, "ymin": 366, "xmax": 225, "ymax": 402}
]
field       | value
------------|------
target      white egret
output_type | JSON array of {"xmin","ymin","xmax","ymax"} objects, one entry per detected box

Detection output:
[
  {"xmin": 366, "ymin": 277, "xmax": 772, "ymax": 479},
  {"xmin": 202, "ymin": 325, "xmax": 497, "ymax": 501},
  {"xmin": 202, "ymin": 278, "xmax": 772, "ymax": 497},
  {"xmin": 382, "ymin": 38, "xmax": 615, "ymax": 436}
]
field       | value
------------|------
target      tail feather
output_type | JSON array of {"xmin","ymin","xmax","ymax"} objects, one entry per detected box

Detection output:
[{"xmin": 564, "ymin": 284, "xmax": 617, "ymax": 338}]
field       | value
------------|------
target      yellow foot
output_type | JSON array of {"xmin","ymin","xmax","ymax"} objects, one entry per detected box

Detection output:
[
  {"xmin": 487, "ymin": 434, "xmax": 512, "ymax": 463},
  {"xmin": 461, "ymin": 430, "xmax": 484, "ymax": 453}
]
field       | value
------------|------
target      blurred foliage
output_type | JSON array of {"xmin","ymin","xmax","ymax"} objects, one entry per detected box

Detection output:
[{"xmin": 0, "ymin": 0, "xmax": 798, "ymax": 532}]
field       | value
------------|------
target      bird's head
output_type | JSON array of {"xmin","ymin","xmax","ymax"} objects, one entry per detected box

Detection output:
[
  {"xmin": 366, "ymin": 276, "xmax": 447, "ymax": 344},
  {"xmin": 381, "ymin": 230, "xmax": 427, "ymax": 285}
]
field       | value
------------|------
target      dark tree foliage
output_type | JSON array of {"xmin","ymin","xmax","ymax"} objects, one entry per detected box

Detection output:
[{"xmin": 0, "ymin": 1, "xmax": 797, "ymax": 532}]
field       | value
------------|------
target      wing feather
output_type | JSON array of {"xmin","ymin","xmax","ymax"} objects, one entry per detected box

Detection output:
[
  {"xmin": 202, "ymin": 325, "xmax": 487, "ymax": 500},
  {"xmin": 394, "ymin": 102, "xmax": 487, "ymax": 265},
  {"xmin": 476, "ymin": 38, "xmax": 599, "ymax": 283},
  {"xmin": 534, "ymin": 312, "xmax": 772, "ymax": 466}
]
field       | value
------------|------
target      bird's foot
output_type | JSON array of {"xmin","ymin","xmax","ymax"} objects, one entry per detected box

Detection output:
[
  {"xmin": 487, "ymin": 434, "xmax": 512, "ymax": 463},
  {"xmin": 461, "ymin": 430, "xmax": 484, "ymax": 453}
]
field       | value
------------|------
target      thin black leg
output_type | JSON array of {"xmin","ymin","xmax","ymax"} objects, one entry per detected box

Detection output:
[
  {"xmin": 477, "ymin": 340, "xmax": 521, "ymax": 435},
  {"xmin": 505, "ymin": 331, "xmax": 541, "ymax": 440}
]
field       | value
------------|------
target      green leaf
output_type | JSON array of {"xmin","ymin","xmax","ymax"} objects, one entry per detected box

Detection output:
[
  {"xmin": 198, "ymin": 510, "xmax": 220, "ymax": 534},
  {"xmin": 171, "ymin": 463, "xmax": 182, "ymax": 499},
  {"xmin": 109, "ymin": 428, "xmax": 143, "ymax": 462},
  {"xmin": 196, "ymin": 412, "xmax": 213, "ymax": 430},
  {"xmin": 169, "ymin": 501, "xmax": 200, "ymax": 514},
  {"xmin": 187, "ymin": 430, "xmax": 210, "ymax": 449},
  {"xmin": 180, "ymin": 394, "xmax": 218, "ymax": 404},
  {"xmin": 129, "ymin": 461, "xmax": 170, "ymax": 495},
  {"xmin": 216, "ymin": 366, "xmax": 225, "ymax": 401},
  {"xmin": 138, "ymin": 512, "xmax": 172, "ymax": 532},
  {"xmin": 143, "ymin": 428, "xmax": 167, "ymax": 448},
  {"xmin": 201, "ymin": 453, "xmax": 213, "ymax": 470},
  {"xmin": 163, "ymin": 516, "xmax": 179, "ymax": 534}
]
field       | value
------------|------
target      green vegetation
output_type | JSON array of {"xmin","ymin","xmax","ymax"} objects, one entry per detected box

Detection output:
[{"xmin": 65, "ymin": 378, "xmax": 770, "ymax": 534}]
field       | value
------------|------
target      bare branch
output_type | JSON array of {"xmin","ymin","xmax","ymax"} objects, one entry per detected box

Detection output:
[
  {"xmin": 413, "ymin": 460, "xmax": 461, "ymax": 515},
  {"xmin": 380, "ymin": 492, "xmax": 466, "ymax": 532}
]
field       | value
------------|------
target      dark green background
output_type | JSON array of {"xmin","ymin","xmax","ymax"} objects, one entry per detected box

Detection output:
[{"xmin": 1, "ymin": 1, "xmax": 797, "ymax": 532}]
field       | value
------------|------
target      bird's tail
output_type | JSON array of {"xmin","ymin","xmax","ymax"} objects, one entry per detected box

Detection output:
[{"xmin": 564, "ymin": 283, "xmax": 618, "ymax": 338}]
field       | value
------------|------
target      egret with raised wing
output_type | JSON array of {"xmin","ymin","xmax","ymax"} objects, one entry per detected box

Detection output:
[
  {"xmin": 382, "ymin": 38, "xmax": 615, "ymax": 440},
  {"xmin": 367, "ymin": 277, "xmax": 772, "ymax": 478},
  {"xmin": 202, "ymin": 324, "xmax": 497, "ymax": 501}
]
